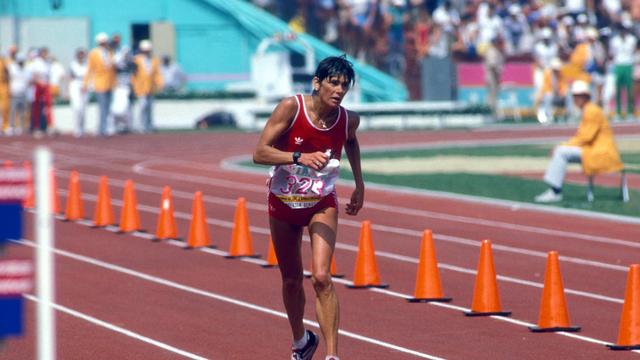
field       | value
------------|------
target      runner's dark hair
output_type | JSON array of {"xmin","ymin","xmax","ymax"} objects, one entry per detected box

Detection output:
[{"xmin": 314, "ymin": 54, "xmax": 355, "ymax": 88}]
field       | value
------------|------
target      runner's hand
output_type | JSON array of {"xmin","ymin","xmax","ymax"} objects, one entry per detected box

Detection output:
[
  {"xmin": 300, "ymin": 151, "xmax": 329, "ymax": 171},
  {"xmin": 346, "ymin": 186, "xmax": 364, "ymax": 216}
]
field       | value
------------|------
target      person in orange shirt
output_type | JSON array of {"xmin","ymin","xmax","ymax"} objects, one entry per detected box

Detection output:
[
  {"xmin": 83, "ymin": 32, "xmax": 116, "ymax": 136},
  {"xmin": 0, "ymin": 54, "xmax": 10, "ymax": 135},
  {"xmin": 131, "ymin": 40, "xmax": 162, "ymax": 133},
  {"xmin": 535, "ymin": 80, "xmax": 624, "ymax": 202}
]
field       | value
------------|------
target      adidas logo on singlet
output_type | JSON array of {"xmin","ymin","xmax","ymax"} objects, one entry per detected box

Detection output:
[{"xmin": 294, "ymin": 137, "xmax": 304, "ymax": 145}]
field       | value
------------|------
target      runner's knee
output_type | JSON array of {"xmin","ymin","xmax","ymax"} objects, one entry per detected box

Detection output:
[
  {"xmin": 282, "ymin": 275, "xmax": 304, "ymax": 292},
  {"xmin": 311, "ymin": 271, "xmax": 333, "ymax": 292}
]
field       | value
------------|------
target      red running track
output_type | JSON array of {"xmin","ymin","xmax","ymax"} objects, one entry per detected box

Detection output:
[{"xmin": 1, "ymin": 123, "xmax": 640, "ymax": 359}]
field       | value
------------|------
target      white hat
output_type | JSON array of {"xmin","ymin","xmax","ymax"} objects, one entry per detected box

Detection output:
[
  {"xmin": 550, "ymin": 58, "xmax": 563, "ymax": 70},
  {"xmin": 586, "ymin": 27, "xmax": 599, "ymax": 40},
  {"xmin": 577, "ymin": 13, "xmax": 588, "ymax": 24},
  {"xmin": 139, "ymin": 40, "xmax": 152, "ymax": 51},
  {"xmin": 571, "ymin": 80, "xmax": 590, "ymax": 95},
  {"xmin": 392, "ymin": 0, "xmax": 406, "ymax": 6},
  {"xmin": 540, "ymin": 27, "xmax": 553, "ymax": 39},
  {"xmin": 509, "ymin": 4, "xmax": 521, "ymax": 15},
  {"xmin": 95, "ymin": 32, "xmax": 109, "ymax": 44},
  {"xmin": 562, "ymin": 16, "xmax": 574, "ymax": 26}
]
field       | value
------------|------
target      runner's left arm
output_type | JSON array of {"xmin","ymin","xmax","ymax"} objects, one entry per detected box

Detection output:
[{"xmin": 344, "ymin": 110, "xmax": 364, "ymax": 216}]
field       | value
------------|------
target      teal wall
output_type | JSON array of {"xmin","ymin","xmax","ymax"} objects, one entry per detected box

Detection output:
[
  {"xmin": 0, "ymin": 0, "xmax": 408, "ymax": 100},
  {"xmin": 1, "ymin": 0, "xmax": 255, "ymax": 90}
]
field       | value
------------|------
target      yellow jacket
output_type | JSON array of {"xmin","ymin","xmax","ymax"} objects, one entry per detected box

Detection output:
[
  {"xmin": 540, "ymin": 69, "xmax": 568, "ymax": 97},
  {"xmin": 564, "ymin": 102, "xmax": 624, "ymax": 175},
  {"xmin": 83, "ymin": 47, "xmax": 116, "ymax": 92},
  {"xmin": 0, "ymin": 58, "xmax": 9, "ymax": 89},
  {"xmin": 564, "ymin": 42, "xmax": 591, "ymax": 83},
  {"xmin": 131, "ymin": 55, "xmax": 163, "ymax": 97}
]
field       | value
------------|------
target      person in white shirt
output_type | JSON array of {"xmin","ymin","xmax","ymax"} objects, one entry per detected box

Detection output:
[
  {"xmin": 26, "ymin": 47, "xmax": 52, "ymax": 135},
  {"xmin": 69, "ymin": 48, "xmax": 88, "ymax": 137},
  {"xmin": 160, "ymin": 56, "xmax": 186, "ymax": 93},
  {"xmin": 609, "ymin": 22, "xmax": 638, "ymax": 120},
  {"xmin": 8, "ymin": 54, "xmax": 30, "ymax": 135},
  {"xmin": 533, "ymin": 28, "xmax": 558, "ymax": 97}
]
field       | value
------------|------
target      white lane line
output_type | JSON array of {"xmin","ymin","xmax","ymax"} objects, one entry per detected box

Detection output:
[
  {"xmin": 53, "ymin": 184, "xmax": 628, "ymax": 305},
  {"xmin": 21, "ymin": 236, "xmax": 632, "ymax": 355},
  {"xmin": 355, "ymin": 288, "xmax": 625, "ymax": 349},
  {"xmin": 5, "ymin": 143, "xmax": 638, "ymax": 247},
  {"xmin": 54, "ymin": 171, "xmax": 632, "ymax": 275},
  {"xmin": 23, "ymin": 294, "xmax": 208, "ymax": 360},
  {"xmin": 17, "ymin": 239, "xmax": 446, "ymax": 360},
  {"xmin": 56, "ymin": 189, "xmax": 627, "ymax": 304}
]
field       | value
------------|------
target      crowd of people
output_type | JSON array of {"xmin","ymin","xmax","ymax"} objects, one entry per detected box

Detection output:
[
  {"xmin": 0, "ymin": 32, "xmax": 187, "ymax": 138},
  {"xmin": 253, "ymin": 0, "xmax": 640, "ymax": 120}
]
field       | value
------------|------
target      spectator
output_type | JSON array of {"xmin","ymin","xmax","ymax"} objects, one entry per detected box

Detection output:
[
  {"xmin": 131, "ymin": 40, "xmax": 163, "ymax": 133},
  {"xmin": 111, "ymin": 33, "xmax": 135, "ymax": 133},
  {"xmin": 584, "ymin": 27, "xmax": 607, "ymax": 104},
  {"xmin": 609, "ymin": 20, "xmax": 637, "ymax": 121},
  {"xmin": 477, "ymin": 3, "xmax": 502, "ymax": 54},
  {"xmin": 8, "ymin": 54, "xmax": 30, "ymax": 136},
  {"xmin": 535, "ymin": 58, "xmax": 569, "ymax": 123},
  {"xmin": 49, "ymin": 56, "xmax": 66, "ymax": 100},
  {"xmin": 503, "ymin": 4, "xmax": 528, "ymax": 54},
  {"xmin": 69, "ymin": 48, "xmax": 89, "ymax": 137},
  {"xmin": 533, "ymin": 28, "xmax": 558, "ymax": 100},
  {"xmin": 0, "ymin": 49, "xmax": 9, "ymax": 135},
  {"xmin": 432, "ymin": 0, "xmax": 460, "ymax": 39},
  {"xmin": 27, "ymin": 47, "xmax": 52, "ymax": 136},
  {"xmin": 535, "ymin": 80, "xmax": 623, "ymax": 203},
  {"xmin": 484, "ymin": 36, "xmax": 504, "ymax": 116},
  {"xmin": 160, "ymin": 55, "xmax": 187, "ymax": 93},
  {"xmin": 83, "ymin": 32, "xmax": 116, "ymax": 137}
]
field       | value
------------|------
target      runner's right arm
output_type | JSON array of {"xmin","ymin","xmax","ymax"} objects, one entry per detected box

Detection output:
[{"xmin": 253, "ymin": 96, "xmax": 327, "ymax": 170}]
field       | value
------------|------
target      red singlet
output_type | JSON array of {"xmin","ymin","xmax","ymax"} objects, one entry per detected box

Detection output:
[{"xmin": 268, "ymin": 94, "xmax": 349, "ymax": 226}]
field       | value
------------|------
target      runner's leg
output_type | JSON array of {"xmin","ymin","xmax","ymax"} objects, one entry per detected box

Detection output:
[
  {"xmin": 309, "ymin": 207, "xmax": 339, "ymax": 355},
  {"xmin": 270, "ymin": 216, "xmax": 306, "ymax": 342}
]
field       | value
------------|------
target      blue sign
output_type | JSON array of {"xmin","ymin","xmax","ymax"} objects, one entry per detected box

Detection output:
[
  {"xmin": 0, "ymin": 166, "xmax": 29, "ymax": 244},
  {"xmin": 0, "ymin": 260, "xmax": 33, "ymax": 338},
  {"xmin": 0, "ymin": 297, "xmax": 23, "ymax": 336},
  {"xmin": 0, "ymin": 203, "xmax": 22, "ymax": 245}
]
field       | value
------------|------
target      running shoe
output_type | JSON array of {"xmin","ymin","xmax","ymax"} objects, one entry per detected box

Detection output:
[{"xmin": 291, "ymin": 330, "xmax": 319, "ymax": 360}]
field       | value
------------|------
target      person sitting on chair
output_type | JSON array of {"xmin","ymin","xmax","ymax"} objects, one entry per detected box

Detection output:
[{"xmin": 535, "ymin": 80, "xmax": 624, "ymax": 203}]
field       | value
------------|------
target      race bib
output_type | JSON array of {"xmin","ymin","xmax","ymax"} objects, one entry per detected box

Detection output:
[{"xmin": 269, "ymin": 160, "xmax": 340, "ymax": 209}]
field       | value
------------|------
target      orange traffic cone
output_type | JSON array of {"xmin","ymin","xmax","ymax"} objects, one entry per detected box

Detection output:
[
  {"xmin": 226, "ymin": 197, "xmax": 258, "ymax": 258},
  {"xmin": 23, "ymin": 161, "xmax": 34, "ymax": 209},
  {"xmin": 50, "ymin": 168, "xmax": 61, "ymax": 214},
  {"xmin": 408, "ymin": 229, "xmax": 451, "ymax": 303},
  {"xmin": 187, "ymin": 191, "xmax": 213, "ymax": 248},
  {"xmin": 118, "ymin": 179, "xmax": 141, "ymax": 233},
  {"xmin": 154, "ymin": 186, "xmax": 179, "ymax": 241},
  {"xmin": 607, "ymin": 264, "xmax": 640, "ymax": 350},
  {"xmin": 464, "ymin": 239, "xmax": 511, "ymax": 316},
  {"xmin": 93, "ymin": 176, "xmax": 115, "ymax": 227},
  {"xmin": 64, "ymin": 170, "xmax": 84, "ymax": 221},
  {"xmin": 528, "ymin": 251, "xmax": 580, "ymax": 332},
  {"xmin": 347, "ymin": 220, "xmax": 388, "ymax": 289},
  {"xmin": 261, "ymin": 237, "xmax": 278, "ymax": 268}
]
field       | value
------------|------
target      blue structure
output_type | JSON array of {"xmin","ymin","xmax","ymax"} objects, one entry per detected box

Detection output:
[{"xmin": 0, "ymin": 0, "xmax": 407, "ymax": 101}]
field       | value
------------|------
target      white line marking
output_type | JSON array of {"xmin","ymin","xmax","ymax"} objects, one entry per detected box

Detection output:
[
  {"xmin": 54, "ymin": 171, "xmax": 633, "ymax": 275},
  {"xmin": 23, "ymin": 294, "xmax": 208, "ymax": 360},
  {"xmin": 53, "ymin": 188, "xmax": 627, "ymax": 304},
  {"xmin": 17, "ymin": 239, "xmax": 445, "ymax": 360}
]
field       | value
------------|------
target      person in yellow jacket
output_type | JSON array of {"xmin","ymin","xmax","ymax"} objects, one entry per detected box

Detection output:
[
  {"xmin": 131, "ymin": 40, "xmax": 162, "ymax": 133},
  {"xmin": 535, "ymin": 58, "xmax": 569, "ymax": 123},
  {"xmin": 0, "ymin": 55, "xmax": 10, "ymax": 134},
  {"xmin": 535, "ymin": 80, "xmax": 624, "ymax": 202},
  {"xmin": 83, "ymin": 32, "xmax": 116, "ymax": 136}
]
